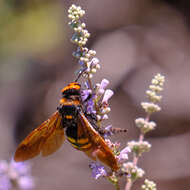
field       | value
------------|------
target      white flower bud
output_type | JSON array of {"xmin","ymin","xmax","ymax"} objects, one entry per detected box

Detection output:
[
  {"xmin": 91, "ymin": 57, "xmax": 99, "ymax": 65},
  {"xmin": 96, "ymin": 64, "xmax": 101, "ymax": 69},
  {"xmin": 96, "ymin": 115, "xmax": 101, "ymax": 121},
  {"xmin": 141, "ymin": 102, "xmax": 161, "ymax": 113},
  {"xmin": 142, "ymin": 179, "xmax": 157, "ymax": 190},
  {"xmin": 81, "ymin": 23, "xmax": 86, "ymax": 28},
  {"xmin": 91, "ymin": 68, "xmax": 97, "ymax": 73},
  {"xmin": 128, "ymin": 140, "xmax": 151, "ymax": 156},
  {"xmin": 89, "ymin": 73, "xmax": 93, "ymax": 78},
  {"xmin": 102, "ymin": 114, "xmax": 108, "ymax": 120}
]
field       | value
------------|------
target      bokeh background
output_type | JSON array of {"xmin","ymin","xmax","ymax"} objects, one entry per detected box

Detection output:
[{"xmin": 0, "ymin": 0, "xmax": 190, "ymax": 189}]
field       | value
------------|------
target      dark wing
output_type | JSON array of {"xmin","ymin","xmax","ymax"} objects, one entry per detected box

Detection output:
[
  {"xmin": 78, "ymin": 111, "xmax": 119, "ymax": 171},
  {"xmin": 14, "ymin": 111, "xmax": 65, "ymax": 162}
]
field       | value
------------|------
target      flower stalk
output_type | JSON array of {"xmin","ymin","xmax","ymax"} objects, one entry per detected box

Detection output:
[
  {"xmin": 68, "ymin": 4, "xmax": 165, "ymax": 190},
  {"xmin": 125, "ymin": 73, "xmax": 165, "ymax": 190}
]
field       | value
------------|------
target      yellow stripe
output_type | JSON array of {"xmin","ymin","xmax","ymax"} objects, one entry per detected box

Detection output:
[
  {"xmin": 65, "ymin": 115, "xmax": 73, "ymax": 119},
  {"xmin": 67, "ymin": 137, "xmax": 77, "ymax": 144},
  {"xmin": 71, "ymin": 143, "xmax": 92, "ymax": 150},
  {"xmin": 67, "ymin": 136, "xmax": 91, "ymax": 150},
  {"xmin": 80, "ymin": 143, "xmax": 92, "ymax": 149},
  {"xmin": 71, "ymin": 144, "xmax": 80, "ymax": 149},
  {"xmin": 77, "ymin": 138, "xmax": 89, "ymax": 144}
]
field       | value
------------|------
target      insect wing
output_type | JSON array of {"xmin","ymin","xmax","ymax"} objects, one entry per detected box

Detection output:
[
  {"xmin": 14, "ymin": 111, "xmax": 65, "ymax": 162},
  {"xmin": 78, "ymin": 112, "xmax": 119, "ymax": 171},
  {"xmin": 41, "ymin": 114, "xmax": 64, "ymax": 157}
]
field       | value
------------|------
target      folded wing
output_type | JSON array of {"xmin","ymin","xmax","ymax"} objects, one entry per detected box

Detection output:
[
  {"xmin": 14, "ymin": 111, "xmax": 65, "ymax": 162},
  {"xmin": 78, "ymin": 111, "xmax": 119, "ymax": 171}
]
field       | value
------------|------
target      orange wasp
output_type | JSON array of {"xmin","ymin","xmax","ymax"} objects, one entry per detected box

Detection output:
[{"xmin": 14, "ymin": 82, "xmax": 119, "ymax": 171}]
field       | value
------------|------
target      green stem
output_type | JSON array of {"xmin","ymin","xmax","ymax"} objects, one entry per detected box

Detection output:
[
  {"xmin": 125, "ymin": 113, "xmax": 148, "ymax": 190},
  {"xmin": 87, "ymin": 76, "xmax": 93, "ymax": 90},
  {"xmin": 115, "ymin": 181, "xmax": 121, "ymax": 190}
]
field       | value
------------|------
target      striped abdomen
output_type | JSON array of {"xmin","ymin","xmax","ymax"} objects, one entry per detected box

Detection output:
[{"xmin": 66, "ymin": 124, "xmax": 92, "ymax": 151}]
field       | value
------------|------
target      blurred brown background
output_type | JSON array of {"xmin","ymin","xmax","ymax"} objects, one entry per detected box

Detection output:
[{"xmin": 0, "ymin": 0, "xmax": 190, "ymax": 189}]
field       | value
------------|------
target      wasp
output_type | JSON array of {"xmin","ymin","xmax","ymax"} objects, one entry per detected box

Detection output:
[{"xmin": 14, "ymin": 82, "xmax": 119, "ymax": 171}]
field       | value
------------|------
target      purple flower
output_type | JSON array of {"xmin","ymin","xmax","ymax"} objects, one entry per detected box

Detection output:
[
  {"xmin": 104, "ymin": 139, "xmax": 113, "ymax": 148},
  {"xmin": 89, "ymin": 162, "xmax": 107, "ymax": 179},
  {"xmin": 102, "ymin": 89, "xmax": 114, "ymax": 104},
  {"xmin": 97, "ymin": 79, "xmax": 109, "ymax": 95},
  {"xmin": 0, "ymin": 160, "xmax": 8, "ymax": 174},
  {"xmin": 100, "ymin": 79, "xmax": 109, "ymax": 89},
  {"xmin": 18, "ymin": 176, "xmax": 34, "ymax": 190},
  {"xmin": 104, "ymin": 125, "xmax": 113, "ymax": 138},
  {"xmin": 85, "ymin": 96, "xmax": 96, "ymax": 114},
  {"xmin": 0, "ymin": 175, "xmax": 11, "ymax": 190},
  {"xmin": 81, "ymin": 89, "xmax": 92, "ymax": 102},
  {"xmin": 10, "ymin": 160, "xmax": 31, "ymax": 176},
  {"xmin": 0, "ymin": 159, "xmax": 34, "ymax": 190},
  {"xmin": 117, "ymin": 147, "xmax": 131, "ymax": 163},
  {"xmin": 81, "ymin": 85, "xmax": 96, "ymax": 114}
]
